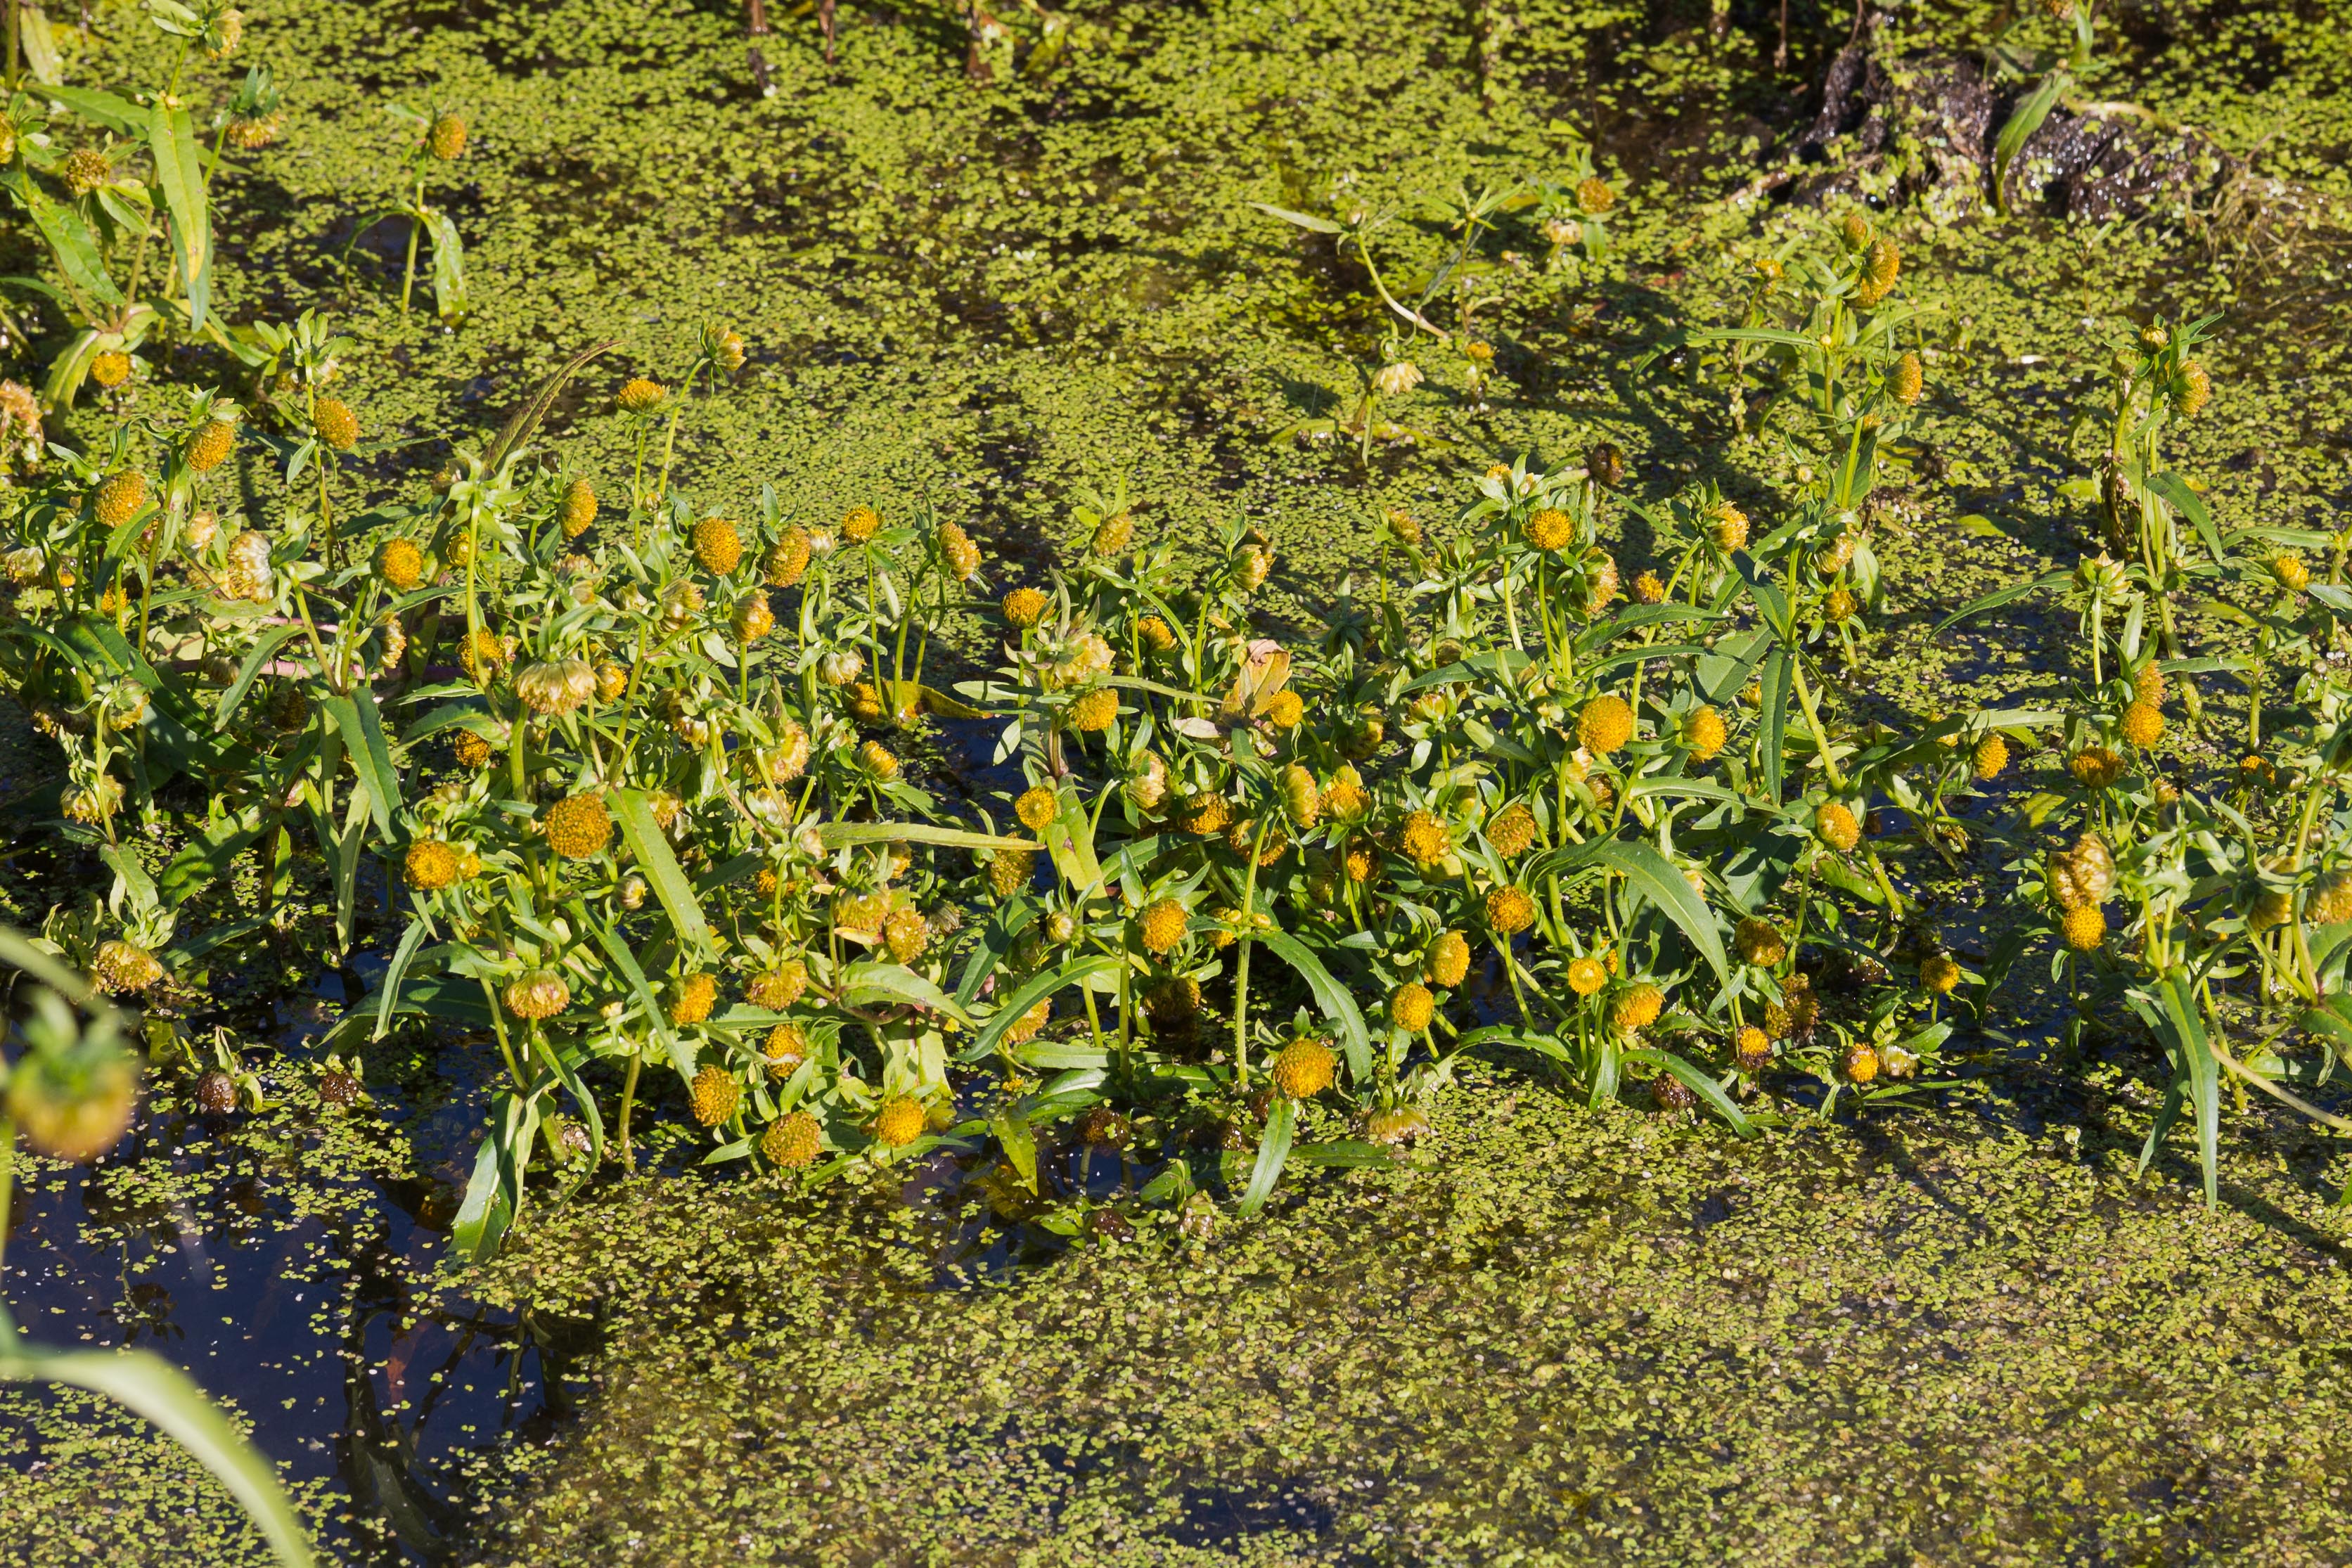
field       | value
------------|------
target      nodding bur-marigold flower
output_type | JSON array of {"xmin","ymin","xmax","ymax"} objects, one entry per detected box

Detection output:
[
  {"xmin": 1972, "ymin": 733, "xmax": 2009, "ymax": 780},
  {"xmin": 704, "ymin": 326, "xmax": 747, "ymax": 375},
  {"xmin": 1733, "ymin": 1024, "xmax": 1773, "ymax": 1073},
  {"xmin": 1707, "ymin": 500, "xmax": 1750, "ymax": 553},
  {"xmin": 1524, "ymin": 508, "xmax": 1573, "ymax": 552},
  {"xmin": 762, "ymin": 1023, "xmax": 809, "ymax": 1076},
  {"xmin": 688, "ymin": 1065, "xmax": 739, "ymax": 1128},
  {"xmin": 543, "ymin": 793, "xmax": 612, "ymax": 859},
  {"xmin": 747, "ymin": 960, "xmax": 809, "ymax": 1010},
  {"xmin": 1574, "ymin": 175, "xmax": 1616, "ymax": 214},
  {"xmin": 1485, "ymin": 885, "xmax": 1536, "ymax": 935},
  {"xmin": 598, "ymin": 661, "xmax": 629, "ymax": 703},
  {"xmin": 373, "ymin": 536, "xmax": 425, "ymax": 592},
  {"xmin": 94, "ymin": 471, "xmax": 147, "ymax": 527},
  {"xmin": 1587, "ymin": 442, "xmax": 1627, "ymax": 489},
  {"xmin": 1856, "ymin": 239, "xmax": 1900, "ymax": 305},
  {"xmin": 1014, "ymin": 785, "xmax": 1060, "ymax": 833},
  {"xmin": 2059, "ymin": 902, "xmax": 2106, "ymax": 952},
  {"xmin": 2119, "ymin": 700, "xmax": 2165, "ymax": 749},
  {"xmin": 2048, "ymin": 833, "xmax": 2114, "ymax": 909},
  {"xmin": 2249, "ymin": 888, "xmax": 2295, "ymax": 932},
  {"xmin": 2173, "ymin": 361, "xmax": 2210, "ymax": 417},
  {"xmin": 1343, "ymin": 842, "xmax": 1376, "ymax": 883},
  {"xmin": 91, "ymin": 350, "xmax": 131, "ymax": 389},
  {"xmin": 691, "ymin": 517, "xmax": 743, "ymax": 575},
  {"xmin": 558, "ymin": 478, "xmax": 598, "ymax": 539},
  {"xmin": 312, "ymin": 397, "xmax": 359, "ymax": 451},
  {"xmin": 503, "ymin": 969, "xmax": 570, "ymax": 1022},
  {"xmin": 1138, "ymin": 897, "xmax": 1188, "ymax": 955},
  {"xmin": 1487, "ymin": 802, "xmax": 1536, "ymax": 859},
  {"xmin": 763, "ymin": 1110, "xmax": 821, "ymax": 1168},
  {"xmin": 405, "ymin": 839, "xmax": 459, "ymax": 890},
  {"xmin": 1179, "ymin": 790, "xmax": 1232, "ymax": 837},
  {"xmin": 1888, "ymin": 350, "xmax": 1924, "ymax": 406},
  {"xmin": 1844, "ymin": 1043, "xmax": 1881, "ymax": 1084},
  {"xmin": 517, "ymin": 657, "xmax": 596, "ymax": 716},
  {"xmin": 615, "ymin": 377, "xmax": 668, "ymax": 414},
  {"xmin": 226, "ymin": 113, "xmax": 281, "ymax": 149},
  {"xmin": 1825, "ymin": 587, "xmax": 1859, "ymax": 622},
  {"xmin": 988, "ymin": 845, "xmax": 1036, "ymax": 899},
  {"xmin": 1068, "ymin": 686, "xmax": 1119, "ymax": 733},
  {"xmin": 875, "ymin": 1095, "xmax": 927, "ymax": 1148},
  {"xmin": 1612, "ymin": 983, "xmax": 1665, "ymax": 1034},
  {"xmin": 1089, "ymin": 510, "xmax": 1133, "ymax": 557},
  {"xmin": 8, "ymin": 1046, "xmax": 136, "ymax": 1163},
  {"xmin": 1001, "ymin": 586, "xmax": 1048, "ymax": 629},
  {"xmin": 2271, "ymin": 553, "xmax": 2311, "ymax": 593},
  {"xmin": 1322, "ymin": 766, "xmax": 1369, "ymax": 823},
  {"xmin": 2305, "ymin": 873, "xmax": 2352, "ymax": 927},
  {"xmin": 454, "ymin": 728, "xmax": 496, "ymax": 769},
  {"xmin": 1384, "ymin": 508, "xmax": 1423, "ymax": 547},
  {"xmin": 1236, "ymin": 543, "xmax": 1274, "ymax": 591},
  {"xmin": 187, "ymin": 416, "xmax": 236, "ymax": 473},
  {"xmin": 1271, "ymin": 1036, "xmax": 1337, "ymax": 1098},
  {"xmin": 1577, "ymin": 693, "xmax": 1636, "ymax": 755},
  {"xmin": 733, "ymin": 592, "xmax": 775, "ymax": 643},
  {"xmin": 859, "ymin": 740, "xmax": 899, "ymax": 780},
  {"xmin": 821, "ymin": 503, "xmax": 877, "ymax": 546},
  {"xmin": 1138, "ymin": 614, "xmax": 1176, "ymax": 653},
  {"xmin": 764, "ymin": 527, "xmax": 813, "ymax": 587},
  {"xmin": 2133, "ymin": 662, "xmax": 2166, "ymax": 705},
  {"xmin": 1816, "ymin": 801, "xmax": 1862, "ymax": 852},
  {"xmin": 1371, "ymin": 361, "xmax": 1423, "ymax": 399},
  {"xmin": 1581, "ymin": 554, "xmax": 1621, "ymax": 616},
  {"xmin": 1734, "ymin": 917, "xmax": 1786, "ymax": 968},
  {"xmin": 670, "ymin": 972, "xmax": 719, "ymax": 1026},
  {"xmin": 1683, "ymin": 706, "xmax": 1728, "ymax": 761},
  {"xmin": 1425, "ymin": 931, "xmax": 1472, "ymax": 988},
  {"xmin": 92, "ymin": 938, "xmax": 165, "ymax": 994},
  {"xmin": 1389, "ymin": 982, "xmax": 1435, "ymax": 1033},
  {"xmin": 1278, "ymin": 764, "xmax": 1320, "ymax": 828},
  {"xmin": 1262, "ymin": 688, "xmax": 1304, "ymax": 731},
  {"xmin": 1003, "ymin": 996, "xmax": 1053, "ymax": 1046},
  {"xmin": 1400, "ymin": 809, "xmax": 1449, "ymax": 867},
  {"xmin": 427, "ymin": 113, "xmax": 468, "ymax": 161},
  {"xmin": 1839, "ymin": 210, "xmax": 1872, "ymax": 252},
  {"xmin": 2069, "ymin": 746, "xmax": 2124, "ymax": 790},
  {"xmin": 1920, "ymin": 953, "xmax": 1963, "ymax": 994},
  {"xmin": 882, "ymin": 906, "xmax": 929, "ymax": 965},
  {"xmin": 1566, "ymin": 956, "xmax": 1607, "ymax": 997}
]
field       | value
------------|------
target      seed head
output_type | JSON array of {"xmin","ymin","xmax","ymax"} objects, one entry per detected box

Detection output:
[
  {"xmin": 1069, "ymin": 686, "xmax": 1119, "ymax": 733},
  {"xmin": 2059, "ymin": 902, "xmax": 2105, "ymax": 952},
  {"xmin": 454, "ymin": 728, "xmax": 496, "ymax": 769},
  {"xmin": 1857, "ymin": 239, "xmax": 1900, "ymax": 304},
  {"xmin": 1577, "ymin": 694, "xmax": 1635, "ymax": 754},
  {"xmin": 63, "ymin": 146, "xmax": 110, "ymax": 195},
  {"xmin": 2306, "ymin": 873, "xmax": 2352, "ymax": 926},
  {"xmin": 517, "ymin": 657, "xmax": 596, "ymax": 716},
  {"xmin": 427, "ymin": 113, "xmax": 468, "ymax": 161},
  {"xmin": 882, "ymin": 906, "xmax": 929, "ymax": 965},
  {"xmin": 1707, "ymin": 501, "xmax": 1750, "ymax": 553},
  {"xmin": 503, "ymin": 969, "xmax": 570, "ymax": 1022},
  {"xmin": 688, "ymin": 517, "xmax": 742, "ymax": 575},
  {"xmin": 1611, "ymin": 983, "xmax": 1665, "ymax": 1032},
  {"xmin": 1002, "ymin": 587, "xmax": 1048, "ymax": 629},
  {"xmin": 1271, "ymin": 1036, "xmax": 1337, "ymax": 1098},
  {"xmin": 554, "ymin": 478, "xmax": 598, "ymax": 539},
  {"xmin": 1971, "ymin": 734, "xmax": 2008, "ymax": 780},
  {"xmin": 1138, "ymin": 897, "xmax": 1188, "ymax": 954},
  {"xmin": 841, "ymin": 505, "xmax": 882, "ymax": 544},
  {"xmin": 1816, "ymin": 801, "xmax": 1861, "ymax": 852},
  {"xmin": 405, "ymin": 840, "xmax": 459, "ymax": 889},
  {"xmin": 988, "ymin": 846, "xmax": 1035, "ymax": 899},
  {"xmin": 543, "ymin": 793, "xmax": 612, "ymax": 859},
  {"xmin": 670, "ymin": 972, "xmax": 719, "ymax": 1026},
  {"xmin": 1487, "ymin": 802, "xmax": 1536, "ymax": 858},
  {"xmin": 1683, "ymin": 707, "xmax": 1728, "ymax": 761},
  {"xmin": 763, "ymin": 1111, "xmax": 821, "ymax": 1168},
  {"xmin": 689, "ymin": 1065, "xmax": 739, "ymax": 1127},
  {"xmin": 184, "ymin": 416, "xmax": 238, "ymax": 474},
  {"xmin": 733, "ymin": 592, "xmax": 775, "ymax": 643},
  {"xmin": 1485, "ymin": 885, "xmax": 1536, "ymax": 935},
  {"xmin": 2173, "ymin": 361, "xmax": 2210, "ymax": 417},
  {"xmin": 748, "ymin": 961, "xmax": 809, "ymax": 1010},
  {"xmin": 1179, "ymin": 790, "xmax": 1231, "ymax": 837},
  {"xmin": 764, "ymin": 527, "xmax": 812, "ymax": 586},
  {"xmin": 1587, "ymin": 442, "xmax": 1627, "ymax": 488},
  {"xmin": 874, "ymin": 1095, "xmax": 926, "ymax": 1148},
  {"xmin": 95, "ymin": 472, "xmax": 148, "ymax": 528},
  {"xmin": 1401, "ymin": 809, "xmax": 1449, "ymax": 867},
  {"xmin": 312, "ymin": 398, "xmax": 359, "ymax": 451}
]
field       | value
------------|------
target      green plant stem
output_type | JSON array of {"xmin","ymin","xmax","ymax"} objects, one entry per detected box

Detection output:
[
  {"xmin": 0, "ymin": 1114, "xmax": 14, "ymax": 1284},
  {"xmin": 617, "ymin": 1052, "xmax": 640, "ymax": 1169},
  {"xmin": 1232, "ymin": 814, "xmax": 1271, "ymax": 1088}
]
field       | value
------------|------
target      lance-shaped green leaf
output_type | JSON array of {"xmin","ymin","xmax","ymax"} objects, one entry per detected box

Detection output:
[
  {"xmin": 837, "ymin": 960, "xmax": 974, "ymax": 1029},
  {"xmin": 1623, "ymin": 1046, "xmax": 1754, "ymax": 1136},
  {"xmin": 580, "ymin": 904, "xmax": 694, "ymax": 1079},
  {"xmin": 1993, "ymin": 72, "xmax": 2068, "ymax": 211},
  {"xmin": 321, "ymin": 688, "xmax": 399, "ymax": 840},
  {"xmin": 815, "ymin": 821, "xmax": 1034, "ymax": 854},
  {"xmin": 957, "ymin": 953, "xmax": 1120, "ymax": 1062},
  {"xmin": 1235, "ymin": 1095, "xmax": 1296, "ymax": 1216},
  {"xmin": 1581, "ymin": 838, "xmax": 1730, "ymax": 985},
  {"xmin": 214, "ymin": 624, "xmax": 304, "ymax": 732},
  {"xmin": 2, "ymin": 1345, "xmax": 314, "ymax": 1567},
  {"xmin": 612, "ymin": 788, "xmax": 709, "ymax": 951},
  {"xmin": 1248, "ymin": 200, "xmax": 1344, "ymax": 234},
  {"xmin": 148, "ymin": 103, "xmax": 211, "ymax": 330},
  {"xmin": 1257, "ymin": 929, "xmax": 1372, "ymax": 1084},
  {"xmin": 5, "ymin": 170, "xmax": 121, "ymax": 309}
]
